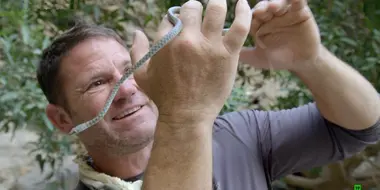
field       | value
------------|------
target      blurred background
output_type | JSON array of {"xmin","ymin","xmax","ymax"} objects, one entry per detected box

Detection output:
[{"xmin": 1, "ymin": 0, "xmax": 380, "ymax": 189}]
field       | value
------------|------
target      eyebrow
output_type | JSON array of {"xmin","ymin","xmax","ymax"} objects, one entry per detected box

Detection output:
[
  {"xmin": 85, "ymin": 67, "xmax": 112, "ymax": 84},
  {"xmin": 83, "ymin": 59, "xmax": 132, "ymax": 84}
]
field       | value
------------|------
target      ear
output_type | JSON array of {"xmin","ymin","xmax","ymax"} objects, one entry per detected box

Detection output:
[{"xmin": 46, "ymin": 104, "xmax": 74, "ymax": 134}]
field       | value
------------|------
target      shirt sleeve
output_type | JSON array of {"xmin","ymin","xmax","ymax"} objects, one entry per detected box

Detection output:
[{"xmin": 214, "ymin": 102, "xmax": 380, "ymax": 181}]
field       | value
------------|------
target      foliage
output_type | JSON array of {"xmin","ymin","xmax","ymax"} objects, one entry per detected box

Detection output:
[
  {"xmin": 0, "ymin": 1, "xmax": 76, "ymax": 188},
  {"xmin": 1, "ymin": 0, "xmax": 380, "ymax": 189}
]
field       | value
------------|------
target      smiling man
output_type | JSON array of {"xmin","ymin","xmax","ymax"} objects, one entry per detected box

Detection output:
[{"xmin": 36, "ymin": 0, "xmax": 380, "ymax": 189}]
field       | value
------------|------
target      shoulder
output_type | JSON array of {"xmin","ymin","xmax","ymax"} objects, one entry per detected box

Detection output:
[
  {"xmin": 212, "ymin": 108, "xmax": 266, "ymax": 141},
  {"xmin": 212, "ymin": 109, "xmax": 263, "ymax": 155},
  {"xmin": 211, "ymin": 110, "xmax": 271, "ymax": 189},
  {"xmin": 213, "ymin": 108, "xmax": 260, "ymax": 132}
]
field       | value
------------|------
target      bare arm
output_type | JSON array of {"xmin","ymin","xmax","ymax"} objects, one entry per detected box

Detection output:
[
  {"xmin": 240, "ymin": 0, "xmax": 380, "ymax": 130},
  {"xmin": 142, "ymin": 117, "xmax": 213, "ymax": 190},
  {"xmin": 293, "ymin": 45, "xmax": 380, "ymax": 130}
]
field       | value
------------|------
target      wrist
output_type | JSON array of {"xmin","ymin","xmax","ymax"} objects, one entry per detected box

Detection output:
[
  {"xmin": 154, "ymin": 116, "xmax": 214, "ymax": 145},
  {"xmin": 158, "ymin": 109, "xmax": 217, "ymax": 127},
  {"xmin": 290, "ymin": 44, "xmax": 327, "ymax": 75},
  {"xmin": 154, "ymin": 110, "xmax": 215, "ymax": 140}
]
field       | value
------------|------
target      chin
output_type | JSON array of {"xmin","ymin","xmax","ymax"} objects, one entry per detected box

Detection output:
[{"xmin": 114, "ymin": 126, "xmax": 155, "ymax": 153}]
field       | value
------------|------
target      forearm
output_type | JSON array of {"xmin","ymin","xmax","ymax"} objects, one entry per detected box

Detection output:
[
  {"xmin": 293, "ymin": 45, "xmax": 380, "ymax": 130},
  {"xmin": 142, "ymin": 117, "xmax": 213, "ymax": 190}
]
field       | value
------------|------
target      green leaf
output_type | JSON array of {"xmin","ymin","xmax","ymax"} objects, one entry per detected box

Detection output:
[
  {"xmin": 366, "ymin": 57, "xmax": 378, "ymax": 63},
  {"xmin": 0, "ymin": 92, "xmax": 18, "ymax": 101},
  {"xmin": 361, "ymin": 61, "xmax": 377, "ymax": 71},
  {"xmin": 42, "ymin": 36, "xmax": 50, "ymax": 50},
  {"xmin": 341, "ymin": 37, "xmax": 357, "ymax": 46},
  {"xmin": 144, "ymin": 14, "xmax": 153, "ymax": 26},
  {"xmin": 20, "ymin": 24, "xmax": 30, "ymax": 45}
]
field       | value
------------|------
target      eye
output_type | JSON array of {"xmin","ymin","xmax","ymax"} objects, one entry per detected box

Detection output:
[
  {"xmin": 94, "ymin": 80, "xmax": 104, "ymax": 86},
  {"xmin": 89, "ymin": 79, "xmax": 106, "ymax": 89}
]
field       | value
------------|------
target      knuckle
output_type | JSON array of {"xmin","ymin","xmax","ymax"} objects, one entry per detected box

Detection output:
[
  {"xmin": 173, "ymin": 36, "xmax": 197, "ymax": 53},
  {"xmin": 214, "ymin": 52, "xmax": 230, "ymax": 63},
  {"xmin": 233, "ymin": 23, "xmax": 250, "ymax": 35},
  {"xmin": 207, "ymin": 4, "xmax": 227, "ymax": 16},
  {"xmin": 201, "ymin": 44, "xmax": 229, "ymax": 61}
]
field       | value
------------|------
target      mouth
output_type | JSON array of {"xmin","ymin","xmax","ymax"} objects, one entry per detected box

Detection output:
[{"xmin": 113, "ymin": 105, "xmax": 143, "ymax": 120}]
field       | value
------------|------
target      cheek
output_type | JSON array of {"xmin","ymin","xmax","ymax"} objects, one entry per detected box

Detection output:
[
  {"xmin": 90, "ymin": 95, "xmax": 109, "ymax": 115},
  {"xmin": 77, "ymin": 93, "xmax": 110, "ymax": 119}
]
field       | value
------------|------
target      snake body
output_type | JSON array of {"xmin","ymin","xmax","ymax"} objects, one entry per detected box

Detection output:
[{"xmin": 69, "ymin": 6, "xmax": 230, "ymax": 135}]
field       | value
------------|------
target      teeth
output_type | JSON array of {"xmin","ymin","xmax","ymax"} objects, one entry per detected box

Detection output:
[{"xmin": 114, "ymin": 106, "xmax": 142, "ymax": 120}]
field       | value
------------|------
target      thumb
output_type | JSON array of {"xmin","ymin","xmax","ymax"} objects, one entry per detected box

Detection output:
[{"xmin": 130, "ymin": 30, "xmax": 150, "ymax": 91}]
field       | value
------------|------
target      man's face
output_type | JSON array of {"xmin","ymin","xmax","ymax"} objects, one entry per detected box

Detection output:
[{"xmin": 57, "ymin": 37, "xmax": 158, "ymax": 155}]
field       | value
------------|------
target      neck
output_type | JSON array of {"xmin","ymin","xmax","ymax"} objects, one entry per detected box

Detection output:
[{"xmin": 86, "ymin": 142, "xmax": 153, "ymax": 179}]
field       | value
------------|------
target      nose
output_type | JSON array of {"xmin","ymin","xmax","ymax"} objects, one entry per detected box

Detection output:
[{"xmin": 112, "ymin": 74, "xmax": 137, "ymax": 103}]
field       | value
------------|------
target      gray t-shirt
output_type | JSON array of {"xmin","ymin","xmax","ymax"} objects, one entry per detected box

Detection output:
[{"xmin": 76, "ymin": 102, "xmax": 380, "ymax": 189}]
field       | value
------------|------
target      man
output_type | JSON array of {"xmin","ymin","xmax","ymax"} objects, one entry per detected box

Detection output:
[{"xmin": 36, "ymin": 0, "xmax": 380, "ymax": 189}]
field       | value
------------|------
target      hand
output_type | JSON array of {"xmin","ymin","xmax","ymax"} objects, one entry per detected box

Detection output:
[
  {"xmin": 240, "ymin": 0, "xmax": 321, "ymax": 71},
  {"xmin": 130, "ymin": 0, "xmax": 251, "ymax": 123}
]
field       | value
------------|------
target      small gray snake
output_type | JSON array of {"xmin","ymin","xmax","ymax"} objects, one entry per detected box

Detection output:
[{"xmin": 69, "ymin": 6, "xmax": 230, "ymax": 135}]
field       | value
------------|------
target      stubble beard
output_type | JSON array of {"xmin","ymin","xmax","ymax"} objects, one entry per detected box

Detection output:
[{"xmin": 85, "ymin": 126, "xmax": 154, "ymax": 156}]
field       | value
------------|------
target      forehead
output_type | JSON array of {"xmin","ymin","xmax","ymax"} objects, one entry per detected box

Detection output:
[
  {"xmin": 61, "ymin": 37, "xmax": 130, "ymax": 71},
  {"xmin": 58, "ymin": 37, "xmax": 130, "ymax": 84}
]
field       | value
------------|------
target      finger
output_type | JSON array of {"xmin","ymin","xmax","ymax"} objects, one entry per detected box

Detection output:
[
  {"xmin": 155, "ymin": 15, "xmax": 175, "ymax": 42},
  {"xmin": 223, "ymin": 0, "xmax": 251, "ymax": 53},
  {"xmin": 130, "ymin": 30, "xmax": 150, "ymax": 90},
  {"xmin": 289, "ymin": 0, "xmax": 307, "ymax": 12},
  {"xmin": 268, "ymin": 0, "xmax": 290, "ymax": 16},
  {"xmin": 257, "ymin": 7, "xmax": 311, "ymax": 34},
  {"xmin": 179, "ymin": 0, "xmax": 203, "ymax": 34},
  {"xmin": 250, "ymin": 10, "xmax": 263, "ymax": 37},
  {"xmin": 252, "ymin": 1, "xmax": 272, "ymax": 22},
  {"xmin": 202, "ymin": 0, "xmax": 227, "ymax": 40}
]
